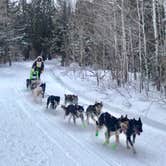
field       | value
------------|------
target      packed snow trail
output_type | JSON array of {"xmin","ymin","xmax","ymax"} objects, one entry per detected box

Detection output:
[{"xmin": 0, "ymin": 61, "xmax": 166, "ymax": 166}]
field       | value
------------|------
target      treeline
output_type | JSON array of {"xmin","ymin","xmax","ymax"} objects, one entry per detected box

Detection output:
[
  {"xmin": 0, "ymin": 0, "xmax": 69, "ymax": 63},
  {"xmin": 64, "ymin": 0, "xmax": 166, "ymax": 93},
  {"xmin": 0, "ymin": 0, "xmax": 166, "ymax": 94}
]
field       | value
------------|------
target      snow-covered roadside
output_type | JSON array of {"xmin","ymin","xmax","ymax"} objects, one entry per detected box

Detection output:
[{"xmin": 51, "ymin": 60, "xmax": 166, "ymax": 128}]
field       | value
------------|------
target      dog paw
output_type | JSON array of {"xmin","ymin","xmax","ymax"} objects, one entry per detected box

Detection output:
[
  {"xmin": 103, "ymin": 140, "xmax": 109, "ymax": 145},
  {"xmin": 82, "ymin": 123, "xmax": 86, "ymax": 128},
  {"xmin": 133, "ymin": 150, "xmax": 136, "ymax": 154},
  {"xmin": 111, "ymin": 143, "xmax": 117, "ymax": 150},
  {"xmin": 95, "ymin": 131, "xmax": 99, "ymax": 137}
]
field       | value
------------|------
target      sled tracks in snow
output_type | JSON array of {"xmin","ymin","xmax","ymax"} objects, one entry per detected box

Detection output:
[{"xmin": 15, "ymin": 87, "xmax": 121, "ymax": 166}]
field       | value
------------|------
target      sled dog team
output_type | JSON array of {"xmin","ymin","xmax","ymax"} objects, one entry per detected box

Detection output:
[{"xmin": 26, "ymin": 79, "xmax": 143, "ymax": 154}]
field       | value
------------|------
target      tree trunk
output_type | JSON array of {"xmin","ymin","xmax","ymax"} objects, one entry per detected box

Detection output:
[
  {"xmin": 121, "ymin": 0, "xmax": 128, "ymax": 84},
  {"xmin": 152, "ymin": 0, "xmax": 160, "ymax": 91},
  {"xmin": 136, "ymin": 0, "xmax": 143, "ymax": 92},
  {"xmin": 141, "ymin": 1, "xmax": 149, "ymax": 93}
]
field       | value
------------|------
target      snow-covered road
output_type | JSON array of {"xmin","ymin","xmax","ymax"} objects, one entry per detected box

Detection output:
[{"xmin": 0, "ymin": 61, "xmax": 166, "ymax": 166}]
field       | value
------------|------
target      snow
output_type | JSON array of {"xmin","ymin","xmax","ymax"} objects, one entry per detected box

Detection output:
[
  {"xmin": 51, "ymin": 61, "xmax": 166, "ymax": 129},
  {"xmin": 0, "ymin": 59, "xmax": 166, "ymax": 166}
]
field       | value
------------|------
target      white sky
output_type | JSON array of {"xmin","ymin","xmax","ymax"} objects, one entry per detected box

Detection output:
[{"xmin": 11, "ymin": 0, "xmax": 76, "ymax": 5}]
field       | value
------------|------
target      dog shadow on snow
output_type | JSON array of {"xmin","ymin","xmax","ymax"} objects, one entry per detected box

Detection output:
[
  {"xmin": 43, "ymin": 105, "xmax": 95, "ymax": 133},
  {"xmin": 93, "ymin": 135, "xmax": 152, "ymax": 161},
  {"xmin": 43, "ymin": 106, "xmax": 62, "ymax": 117},
  {"xmin": 25, "ymin": 91, "xmax": 43, "ymax": 105},
  {"xmin": 58, "ymin": 117, "xmax": 95, "ymax": 134}
]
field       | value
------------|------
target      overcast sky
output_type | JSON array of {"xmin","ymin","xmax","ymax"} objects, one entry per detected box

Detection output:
[{"xmin": 11, "ymin": 0, "xmax": 76, "ymax": 4}]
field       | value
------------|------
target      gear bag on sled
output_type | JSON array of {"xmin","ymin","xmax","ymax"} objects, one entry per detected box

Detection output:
[{"xmin": 26, "ymin": 69, "xmax": 39, "ymax": 89}]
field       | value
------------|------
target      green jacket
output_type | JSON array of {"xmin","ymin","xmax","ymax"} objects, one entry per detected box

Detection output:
[{"xmin": 30, "ymin": 68, "xmax": 39, "ymax": 80}]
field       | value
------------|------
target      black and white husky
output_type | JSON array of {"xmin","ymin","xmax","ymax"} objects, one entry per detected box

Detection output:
[
  {"xmin": 96, "ymin": 112, "xmax": 128, "ymax": 144},
  {"xmin": 61, "ymin": 104, "xmax": 85, "ymax": 125},
  {"xmin": 64, "ymin": 94, "xmax": 78, "ymax": 105},
  {"xmin": 46, "ymin": 95, "xmax": 60, "ymax": 109},
  {"xmin": 86, "ymin": 102, "xmax": 103, "ymax": 124},
  {"xmin": 121, "ymin": 117, "xmax": 143, "ymax": 153}
]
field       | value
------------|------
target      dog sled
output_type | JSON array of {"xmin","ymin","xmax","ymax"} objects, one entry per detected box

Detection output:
[
  {"xmin": 26, "ymin": 67, "xmax": 46, "ymax": 101},
  {"xmin": 26, "ymin": 68, "xmax": 40, "ymax": 90}
]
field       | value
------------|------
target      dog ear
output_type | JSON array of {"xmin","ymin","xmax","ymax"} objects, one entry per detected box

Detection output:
[
  {"xmin": 125, "ymin": 115, "xmax": 128, "ymax": 118},
  {"xmin": 138, "ymin": 117, "xmax": 141, "ymax": 122}
]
